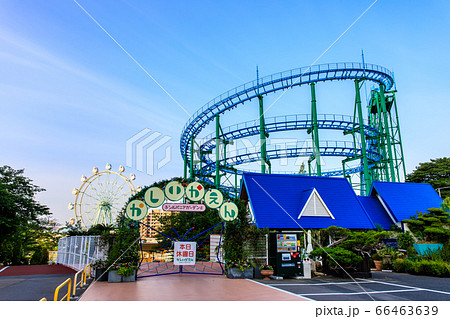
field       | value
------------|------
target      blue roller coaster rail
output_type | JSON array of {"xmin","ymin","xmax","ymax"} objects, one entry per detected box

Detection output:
[{"xmin": 180, "ymin": 62, "xmax": 406, "ymax": 196}]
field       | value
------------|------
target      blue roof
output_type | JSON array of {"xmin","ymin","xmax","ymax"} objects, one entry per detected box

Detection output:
[
  {"xmin": 358, "ymin": 196, "xmax": 394, "ymax": 230},
  {"xmin": 369, "ymin": 181, "xmax": 443, "ymax": 222},
  {"xmin": 241, "ymin": 172, "xmax": 376, "ymax": 229}
]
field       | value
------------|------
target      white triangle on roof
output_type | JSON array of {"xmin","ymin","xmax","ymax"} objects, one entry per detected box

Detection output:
[{"xmin": 298, "ymin": 188, "xmax": 335, "ymax": 219}]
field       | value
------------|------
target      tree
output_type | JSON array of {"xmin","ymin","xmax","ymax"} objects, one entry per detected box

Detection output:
[
  {"xmin": 403, "ymin": 208, "xmax": 450, "ymax": 243},
  {"xmin": 0, "ymin": 165, "xmax": 50, "ymax": 265},
  {"xmin": 406, "ymin": 157, "xmax": 450, "ymax": 198}
]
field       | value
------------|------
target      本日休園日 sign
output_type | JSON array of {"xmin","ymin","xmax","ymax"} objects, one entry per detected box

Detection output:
[{"xmin": 174, "ymin": 241, "xmax": 196, "ymax": 265}]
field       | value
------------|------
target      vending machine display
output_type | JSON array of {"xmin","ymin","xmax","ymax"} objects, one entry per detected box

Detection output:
[{"xmin": 275, "ymin": 233, "xmax": 302, "ymax": 277}]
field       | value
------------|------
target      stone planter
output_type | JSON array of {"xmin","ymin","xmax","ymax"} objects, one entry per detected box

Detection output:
[
  {"xmin": 95, "ymin": 268, "xmax": 108, "ymax": 281},
  {"xmin": 260, "ymin": 269, "xmax": 274, "ymax": 280},
  {"xmin": 227, "ymin": 267, "xmax": 254, "ymax": 279},
  {"xmin": 108, "ymin": 270, "xmax": 136, "ymax": 283}
]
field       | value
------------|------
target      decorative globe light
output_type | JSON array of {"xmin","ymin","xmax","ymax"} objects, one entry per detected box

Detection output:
[
  {"xmin": 81, "ymin": 176, "xmax": 87, "ymax": 182},
  {"xmin": 92, "ymin": 167, "xmax": 99, "ymax": 174},
  {"xmin": 136, "ymin": 186, "xmax": 142, "ymax": 192},
  {"xmin": 68, "ymin": 218, "xmax": 75, "ymax": 225},
  {"xmin": 119, "ymin": 165, "xmax": 125, "ymax": 173},
  {"xmin": 72, "ymin": 188, "xmax": 79, "ymax": 195},
  {"xmin": 106, "ymin": 163, "xmax": 112, "ymax": 170},
  {"xmin": 68, "ymin": 203, "xmax": 74, "ymax": 210},
  {"xmin": 130, "ymin": 173, "xmax": 136, "ymax": 180}
]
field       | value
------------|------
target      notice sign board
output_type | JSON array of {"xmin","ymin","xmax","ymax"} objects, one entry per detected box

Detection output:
[{"xmin": 174, "ymin": 241, "xmax": 196, "ymax": 265}]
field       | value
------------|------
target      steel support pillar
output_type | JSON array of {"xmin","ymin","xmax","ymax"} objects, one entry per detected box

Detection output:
[
  {"xmin": 355, "ymin": 80, "xmax": 371, "ymax": 195},
  {"xmin": 258, "ymin": 95, "xmax": 267, "ymax": 174},
  {"xmin": 379, "ymin": 84, "xmax": 396, "ymax": 182},
  {"xmin": 215, "ymin": 114, "xmax": 220, "ymax": 188},
  {"xmin": 310, "ymin": 83, "xmax": 321, "ymax": 176}
]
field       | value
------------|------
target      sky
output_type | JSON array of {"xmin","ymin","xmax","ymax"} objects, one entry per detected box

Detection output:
[{"xmin": 1, "ymin": 0, "xmax": 450, "ymax": 225}]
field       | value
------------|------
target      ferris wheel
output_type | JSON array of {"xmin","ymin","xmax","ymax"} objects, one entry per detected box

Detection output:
[{"xmin": 68, "ymin": 164, "xmax": 140, "ymax": 229}]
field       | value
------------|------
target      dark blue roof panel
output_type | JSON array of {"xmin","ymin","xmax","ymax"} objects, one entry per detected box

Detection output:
[
  {"xmin": 370, "ymin": 181, "xmax": 443, "ymax": 222},
  {"xmin": 242, "ymin": 172, "xmax": 375, "ymax": 229},
  {"xmin": 358, "ymin": 196, "xmax": 394, "ymax": 230}
]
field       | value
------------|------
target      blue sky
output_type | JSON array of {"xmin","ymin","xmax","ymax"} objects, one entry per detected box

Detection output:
[{"xmin": 1, "ymin": 0, "xmax": 450, "ymax": 224}]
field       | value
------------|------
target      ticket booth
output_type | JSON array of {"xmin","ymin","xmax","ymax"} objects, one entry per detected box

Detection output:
[{"xmin": 269, "ymin": 233, "xmax": 303, "ymax": 277}]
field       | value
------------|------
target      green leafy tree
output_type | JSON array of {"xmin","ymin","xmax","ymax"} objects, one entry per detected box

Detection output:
[
  {"xmin": 0, "ymin": 166, "xmax": 50, "ymax": 265},
  {"xmin": 406, "ymin": 157, "xmax": 450, "ymax": 198},
  {"xmin": 403, "ymin": 208, "xmax": 450, "ymax": 243}
]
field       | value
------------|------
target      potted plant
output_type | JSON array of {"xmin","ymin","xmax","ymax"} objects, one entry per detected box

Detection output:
[
  {"xmin": 226, "ymin": 260, "xmax": 254, "ymax": 279},
  {"xmin": 259, "ymin": 264, "xmax": 274, "ymax": 280},
  {"xmin": 108, "ymin": 263, "xmax": 138, "ymax": 282},
  {"xmin": 372, "ymin": 253, "xmax": 382, "ymax": 271}
]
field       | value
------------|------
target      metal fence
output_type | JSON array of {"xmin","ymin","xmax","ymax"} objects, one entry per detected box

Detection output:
[{"xmin": 56, "ymin": 236, "xmax": 104, "ymax": 271}]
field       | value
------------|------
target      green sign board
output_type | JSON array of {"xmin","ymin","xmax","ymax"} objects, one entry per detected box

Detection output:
[
  {"xmin": 219, "ymin": 202, "xmax": 238, "ymax": 221},
  {"xmin": 144, "ymin": 187, "xmax": 165, "ymax": 208},
  {"xmin": 125, "ymin": 199, "xmax": 148, "ymax": 221},
  {"xmin": 165, "ymin": 181, "xmax": 185, "ymax": 201}
]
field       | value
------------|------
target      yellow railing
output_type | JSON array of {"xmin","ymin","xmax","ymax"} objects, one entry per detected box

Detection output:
[
  {"xmin": 54, "ymin": 278, "xmax": 72, "ymax": 301},
  {"xmin": 84, "ymin": 264, "xmax": 92, "ymax": 284},
  {"xmin": 72, "ymin": 269, "xmax": 84, "ymax": 296}
]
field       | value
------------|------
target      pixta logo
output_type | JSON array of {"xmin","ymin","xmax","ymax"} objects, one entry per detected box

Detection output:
[{"xmin": 126, "ymin": 128, "xmax": 172, "ymax": 175}]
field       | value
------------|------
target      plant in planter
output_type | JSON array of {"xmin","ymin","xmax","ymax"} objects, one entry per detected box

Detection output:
[
  {"xmin": 372, "ymin": 253, "xmax": 382, "ymax": 271},
  {"xmin": 106, "ymin": 215, "xmax": 141, "ymax": 283},
  {"xmin": 226, "ymin": 260, "xmax": 254, "ymax": 279},
  {"xmin": 259, "ymin": 264, "xmax": 274, "ymax": 280}
]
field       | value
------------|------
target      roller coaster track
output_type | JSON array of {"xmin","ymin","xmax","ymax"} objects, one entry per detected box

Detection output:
[
  {"xmin": 200, "ymin": 140, "xmax": 380, "ymax": 175},
  {"xmin": 180, "ymin": 62, "xmax": 394, "ymax": 157},
  {"xmin": 199, "ymin": 113, "xmax": 378, "ymax": 153}
]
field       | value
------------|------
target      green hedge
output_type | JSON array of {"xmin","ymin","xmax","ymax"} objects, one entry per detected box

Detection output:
[{"xmin": 393, "ymin": 258, "xmax": 450, "ymax": 277}]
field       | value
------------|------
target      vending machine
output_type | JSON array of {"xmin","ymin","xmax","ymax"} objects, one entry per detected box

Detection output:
[{"xmin": 275, "ymin": 233, "xmax": 302, "ymax": 277}]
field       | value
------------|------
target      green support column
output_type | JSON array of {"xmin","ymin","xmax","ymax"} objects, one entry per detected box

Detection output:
[
  {"xmin": 379, "ymin": 84, "xmax": 396, "ymax": 182},
  {"xmin": 190, "ymin": 135, "xmax": 194, "ymax": 180},
  {"xmin": 355, "ymin": 80, "xmax": 371, "ymax": 195},
  {"xmin": 258, "ymin": 95, "xmax": 267, "ymax": 174},
  {"xmin": 392, "ymin": 92, "xmax": 407, "ymax": 181},
  {"xmin": 215, "ymin": 114, "xmax": 220, "ymax": 188},
  {"xmin": 310, "ymin": 83, "xmax": 321, "ymax": 176},
  {"xmin": 183, "ymin": 152, "xmax": 187, "ymax": 179}
]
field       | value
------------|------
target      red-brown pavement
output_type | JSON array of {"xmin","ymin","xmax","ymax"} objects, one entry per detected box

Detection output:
[
  {"xmin": 0, "ymin": 264, "xmax": 76, "ymax": 276},
  {"xmin": 80, "ymin": 274, "xmax": 308, "ymax": 301}
]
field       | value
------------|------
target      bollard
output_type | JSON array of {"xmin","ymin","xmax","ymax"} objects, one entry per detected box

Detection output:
[{"xmin": 303, "ymin": 260, "xmax": 311, "ymax": 279}]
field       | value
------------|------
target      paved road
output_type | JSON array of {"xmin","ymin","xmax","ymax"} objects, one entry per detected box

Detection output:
[
  {"xmin": 0, "ymin": 265, "xmax": 91, "ymax": 301},
  {"xmin": 252, "ymin": 271, "xmax": 450, "ymax": 301},
  {"xmin": 0, "ymin": 273, "xmax": 76, "ymax": 301}
]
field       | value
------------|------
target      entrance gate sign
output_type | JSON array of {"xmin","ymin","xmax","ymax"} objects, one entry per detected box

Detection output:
[
  {"xmin": 219, "ymin": 202, "xmax": 239, "ymax": 221},
  {"xmin": 174, "ymin": 241, "xmax": 196, "ymax": 265},
  {"xmin": 125, "ymin": 199, "xmax": 148, "ymax": 221},
  {"xmin": 162, "ymin": 203, "xmax": 206, "ymax": 212},
  {"xmin": 145, "ymin": 187, "xmax": 165, "ymax": 208},
  {"xmin": 204, "ymin": 189, "xmax": 223, "ymax": 209},
  {"xmin": 126, "ymin": 181, "xmax": 238, "ymax": 222},
  {"xmin": 165, "ymin": 181, "xmax": 185, "ymax": 201},
  {"xmin": 185, "ymin": 182, "xmax": 205, "ymax": 201}
]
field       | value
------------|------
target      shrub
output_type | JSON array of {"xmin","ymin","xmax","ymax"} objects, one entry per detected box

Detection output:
[
  {"xmin": 395, "ymin": 259, "xmax": 450, "ymax": 277},
  {"xmin": 393, "ymin": 258, "xmax": 405, "ymax": 273}
]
